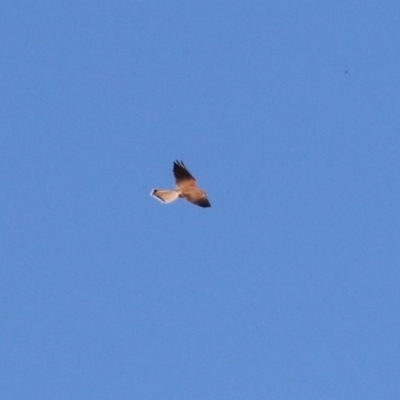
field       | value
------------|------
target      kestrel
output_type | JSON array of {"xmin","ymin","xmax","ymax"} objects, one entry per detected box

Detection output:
[{"xmin": 151, "ymin": 160, "xmax": 211, "ymax": 208}]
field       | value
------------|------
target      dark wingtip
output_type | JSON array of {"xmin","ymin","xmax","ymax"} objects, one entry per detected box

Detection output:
[{"xmin": 196, "ymin": 198, "xmax": 211, "ymax": 208}]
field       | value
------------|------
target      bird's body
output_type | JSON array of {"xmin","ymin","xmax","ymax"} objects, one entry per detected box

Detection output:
[{"xmin": 151, "ymin": 161, "xmax": 211, "ymax": 208}]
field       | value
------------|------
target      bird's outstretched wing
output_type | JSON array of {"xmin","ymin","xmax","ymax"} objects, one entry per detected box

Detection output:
[
  {"xmin": 173, "ymin": 160, "xmax": 196, "ymax": 189},
  {"xmin": 186, "ymin": 191, "xmax": 211, "ymax": 208}
]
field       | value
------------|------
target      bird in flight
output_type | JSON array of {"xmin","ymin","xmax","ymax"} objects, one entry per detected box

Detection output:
[{"xmin": 151, "ymin": 160, "xmax": 211, "ymax": 208}]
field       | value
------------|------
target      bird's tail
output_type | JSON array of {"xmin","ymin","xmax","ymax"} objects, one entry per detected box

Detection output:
[{"xmin": 150, "ymin": 189, "xmax": 180, "ymax": 204}]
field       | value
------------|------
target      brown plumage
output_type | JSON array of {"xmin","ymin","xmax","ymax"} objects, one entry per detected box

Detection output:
[{"xmin": 151, "ymin": 160, "xmax": 211, "ymax": 208}]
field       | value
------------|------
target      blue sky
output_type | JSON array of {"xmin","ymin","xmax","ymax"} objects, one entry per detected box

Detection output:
[{"xmin": 1, "ymin": 2, "xmax": 399, "ymax": 399}]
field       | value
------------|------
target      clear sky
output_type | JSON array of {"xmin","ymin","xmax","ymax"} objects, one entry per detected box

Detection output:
[{"xmin": 1, "ymin": 2, "xmax": 399, "ymax": 399}]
